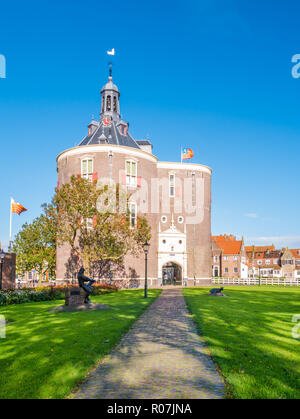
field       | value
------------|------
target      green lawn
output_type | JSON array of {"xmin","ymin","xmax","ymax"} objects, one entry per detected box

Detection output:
[
  {"xmin": 183, "ymin": 287, "xmax": 300, "ymax": 399},
  {"xmin": 0, "ymin": 289, "xmax": 161, "ymax": 399}
]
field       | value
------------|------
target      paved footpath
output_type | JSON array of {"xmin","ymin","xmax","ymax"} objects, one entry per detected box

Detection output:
[{"xmin": 72, "ymin": 288, "xmax": 225, "ymax": 399}]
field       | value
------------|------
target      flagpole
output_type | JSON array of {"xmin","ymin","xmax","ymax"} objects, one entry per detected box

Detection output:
[{"xmin": 9, "ymin": 197, "xmax": 12, "ymax": 252}]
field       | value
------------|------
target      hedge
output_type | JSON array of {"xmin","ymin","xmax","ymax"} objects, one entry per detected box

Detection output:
[{"xmin": 0, "ymin": 284, "xmax": 118, "ymax": 307}]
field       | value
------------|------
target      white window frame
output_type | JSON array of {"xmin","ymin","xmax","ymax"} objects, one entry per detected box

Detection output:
[
  {"xmin": 86, "ymin": 218, "xmax": 93, "ymax": 230},
  {"xmin": 81, "ymin": 158, "xmax": 93, "ymax": 181},
  {"xmin": 128, "ymin": 201, "xmax": 137, "ymax": 228},
  {"xmin": 126, "ymin": 160, "xmax": 137, "ymax": 187},
  {"xmin": 169, "ymin": 173, "xmax": 175, "ymax": 198}
]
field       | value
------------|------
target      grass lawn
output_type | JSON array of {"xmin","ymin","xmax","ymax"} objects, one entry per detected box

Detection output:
[
  {"xmin": 183, "ymin": 286, "xmax": 300, "ymax": 399},
  {"xmin": 0, "ymin": 289, "xmax": 161, "ymax": 399}
]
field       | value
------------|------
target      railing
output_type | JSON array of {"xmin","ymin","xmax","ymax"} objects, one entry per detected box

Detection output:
[{"xmin": 212, "ymin": 277, "xmax": 300, "ymax": 286}]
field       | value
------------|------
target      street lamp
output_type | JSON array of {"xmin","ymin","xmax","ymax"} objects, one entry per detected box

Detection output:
[
  {"xmin": 0, "ymin": 249, "xmax": 5, "ymax": 290},
  {"xmin": 142, "ymin": 241, "xmax": 150, "ymax": 298}
]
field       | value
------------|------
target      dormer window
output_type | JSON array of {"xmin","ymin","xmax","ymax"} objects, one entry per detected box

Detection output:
[
  {"xmin": 98, "ymin": 134, "xmax": 108, "ymax": 144},
  {"xmin": 119, "ymin": 124, "xmax": 128, "ymax": 136}
]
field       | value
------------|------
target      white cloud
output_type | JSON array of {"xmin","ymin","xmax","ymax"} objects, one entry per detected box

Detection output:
[
  {"xmin": 244, "ymin": 213, "xmax": 258, "ymax": 218},
  {"xmin": 246, "ymin": 236, "xmax": 300, "ymax": 248}
]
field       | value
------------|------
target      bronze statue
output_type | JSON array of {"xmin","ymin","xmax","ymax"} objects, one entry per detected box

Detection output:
[
  {"xmin": 78, "ymin": 267, "xmax": 96, "ymax": 304},
  {"xmin": 210, "ymin": 287, "xmax": 224, "ymax": 295}
]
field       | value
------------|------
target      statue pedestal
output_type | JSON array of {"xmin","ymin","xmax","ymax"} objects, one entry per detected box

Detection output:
[{"xmin": 65, "ymin": 287, "xmax": 86, "ymax": 306}]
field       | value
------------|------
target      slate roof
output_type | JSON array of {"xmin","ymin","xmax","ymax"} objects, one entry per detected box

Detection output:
[
  {"xmin": 78, "ymin": 120, "xmax": 141, "ymax": 149},
  {"xmin": 136, "ymin": 140, "xmax": 152, "ymax": 146}
]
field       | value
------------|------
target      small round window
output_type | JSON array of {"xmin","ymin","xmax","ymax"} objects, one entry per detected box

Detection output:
[
  {"xmin": 178, "ymin": 216, "xmax": 184, "ymax": 224},
  {"xmin": 179, "ymin": 240, "xmax": 182, "ymax": 244},
  {"xmin": 161, "ymin": 216, "xmax": 167, "ymax": 223},
  {"xmin": 162, "ymin": 240, "xmax": 166, "ymax": 244}
]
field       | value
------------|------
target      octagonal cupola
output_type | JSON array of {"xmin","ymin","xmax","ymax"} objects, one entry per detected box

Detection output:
[{"xmin": 100, "ymin": 66, "xmax": 120, "ymax": 121}]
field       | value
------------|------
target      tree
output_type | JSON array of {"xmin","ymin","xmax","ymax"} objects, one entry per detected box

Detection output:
[
  {"xmin": 45, "ymin": 175, "xmax": 151, "ymax": 276},
  {"xmin": 12, "ymin": 212, "xmax": 56, "ymax": 283}
]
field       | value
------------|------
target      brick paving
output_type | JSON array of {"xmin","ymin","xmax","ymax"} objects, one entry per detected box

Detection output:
[{"xmin": 72, "ymin": 288, "xmax": 225, "ymax": 399}]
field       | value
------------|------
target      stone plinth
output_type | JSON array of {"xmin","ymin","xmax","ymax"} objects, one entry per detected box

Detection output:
[{"xmin": 65, "ymin": 287, "xmax": 86, "ymax": 306}]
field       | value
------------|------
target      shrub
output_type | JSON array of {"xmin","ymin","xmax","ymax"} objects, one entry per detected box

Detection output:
[{"xmin": 0, "ymin": 283, "xmax": 118, "ymax": 307}]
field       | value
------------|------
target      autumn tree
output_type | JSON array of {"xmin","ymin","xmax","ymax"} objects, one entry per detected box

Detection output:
[
  {"xmin": 46, "ymin": 175, "xmax": 151, "ymax": 276},
  {"xmin": 12, "ymin": 212, "xmax": 56, "ymax": 283}
]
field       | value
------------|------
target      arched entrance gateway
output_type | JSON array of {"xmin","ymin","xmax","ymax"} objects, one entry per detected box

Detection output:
[
  {"xmin": 158, "ymin": 215, "xmax": 187, "ymax": 286},
  {"xmin": 162, "ymin": 262, "xmax": 183, "ymax": 286}
]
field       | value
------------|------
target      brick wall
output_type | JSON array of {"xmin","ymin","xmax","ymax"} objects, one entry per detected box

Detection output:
[{"xmin": 1, "ymin": 253, "xmax": 16, "ymax": 289}]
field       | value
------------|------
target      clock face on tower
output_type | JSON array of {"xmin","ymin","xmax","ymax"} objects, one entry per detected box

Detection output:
[{"xmin": 103, "ymin": 116, "xmax": 111, "ymax": 127}]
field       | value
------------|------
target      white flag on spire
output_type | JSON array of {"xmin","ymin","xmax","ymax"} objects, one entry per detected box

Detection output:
[{"xmin": 107, "ymin": 48, "xmax": 115, "ymax": 56}]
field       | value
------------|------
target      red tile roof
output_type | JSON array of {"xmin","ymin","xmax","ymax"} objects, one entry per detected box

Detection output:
[
  {"xmin": 212, "ymin": 235, "xmax": 242, "ymax": 255},
  {"xmin": 290, "ymin": 249, "xmax": 300, "ymax": 258},
  {"xmin": 245, "ymin": 245, "xmax": 275, "ymax": 252}
]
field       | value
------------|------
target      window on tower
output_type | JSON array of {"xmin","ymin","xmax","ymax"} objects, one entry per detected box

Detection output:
[
  {"xmin": 81, "ymin": 159, "xmax": 93, "ymax": 181},
  {"xmin": 126, "ymin": 160, "xmax": 137, "ymax": 187},
  {"xmin": 128, "ymin": 202, "xmax": 137, "ymax": 228},
  {"xmin": 113, "ymin": 96, "xmax": 117, "ymax": 112},
  {"xmin": 169, "ymin": 174, "xmax": 175, "ymax": 197},
  {"xmin": 106, "ymin": 95, "xmax": 111, "ymax": 111}
]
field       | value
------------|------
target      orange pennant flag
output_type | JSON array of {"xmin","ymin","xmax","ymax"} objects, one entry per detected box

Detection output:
[{"xmin": 11, "ymin": 198, "xmax": 27, "ymax": 215}]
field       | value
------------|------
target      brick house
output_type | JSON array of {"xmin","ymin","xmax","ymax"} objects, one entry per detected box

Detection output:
[
  {"xmin": 56, "ymin": 70, "xmax": 212, "ymax": 287},
  {"xmin": 245, "ymin": 246, "xmax": 300, "ymax": 280},
  {"xmin": 212, "ymin": 234, "xmax": 248, "ymax": 278},
  {"xmin": 245, "ymin": 246, "xmax": 282, "ymax": 278},
  {"xmin": 280, "ymin": 248, "xmax": 300, "ymax": 280}
]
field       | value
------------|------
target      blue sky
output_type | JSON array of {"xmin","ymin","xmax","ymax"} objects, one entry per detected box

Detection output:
[{"xmin": 0, "ymin": 0, "xmax": 300, "ymax": 250}]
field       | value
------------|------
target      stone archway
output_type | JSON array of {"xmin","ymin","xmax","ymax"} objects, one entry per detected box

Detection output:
[{"xmin": 162, "ymin": 262, "xmax": 183, "ymax": 286}]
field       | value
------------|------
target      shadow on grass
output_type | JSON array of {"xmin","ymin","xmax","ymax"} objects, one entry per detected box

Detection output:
[
  {"xmin": 0, "ymin": 289, "xmax": 161, "ymax": 399},
  {"xmin": 183, "ymin": 287, "xmax": 300, "ymax": 399}
]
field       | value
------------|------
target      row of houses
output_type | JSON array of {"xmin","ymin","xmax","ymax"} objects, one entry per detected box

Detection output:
[{"xmin": 212, "ymin": 234, "xmax": 300, "ymax": 280}]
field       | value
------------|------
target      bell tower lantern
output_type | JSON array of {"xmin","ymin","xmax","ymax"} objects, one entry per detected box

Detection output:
[{"xmin": 100, "ymin": 64, "xmax": 120, "ymax": 121}]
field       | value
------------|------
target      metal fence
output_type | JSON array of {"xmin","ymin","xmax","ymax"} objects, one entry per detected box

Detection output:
[{"xmin": 212, "ymin": 277, "xmax": 300, "ymax": 286}]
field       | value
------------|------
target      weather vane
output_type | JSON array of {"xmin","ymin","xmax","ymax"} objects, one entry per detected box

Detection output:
[{"xmin": 107, "ymin": 48, "xmax": 115, "ymax": 78}]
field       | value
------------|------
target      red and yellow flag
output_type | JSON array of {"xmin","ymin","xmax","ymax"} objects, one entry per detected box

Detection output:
[
  {"xmin": 11, "ymin": 198, "xmax": 27, "ymax": 215},
  {"xmin": 181, "ymin": 148, "xmax": 194, "ymax": 160}
]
